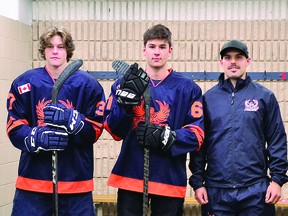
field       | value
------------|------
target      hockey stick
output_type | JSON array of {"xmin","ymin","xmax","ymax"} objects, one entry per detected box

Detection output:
[
  {"xmin": 142, "ymin": 85, "xmax": 150, "ymax": 216},
  {"xmin": 51, "ymin": 59, "xmax": 83, "ymax": 216},
  {"xmin": 111, "ymin": 60, "xmax": 130, "ymax": 76},
  {"xmin": 112, "ymin": 60, "xmax": 150, "ymax": 216}
]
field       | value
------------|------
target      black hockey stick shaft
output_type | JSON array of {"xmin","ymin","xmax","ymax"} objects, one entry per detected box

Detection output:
[
  {"xmin": 112, "ymin": 60, "xmax": 150, "ymax": 215},
  {"xmin": 51, "ymin": 59, "xmax": 83, "ymax": 216},
  {"xmin": 142, "ymin": 87, "xmax": 150, "ymax": 216}
]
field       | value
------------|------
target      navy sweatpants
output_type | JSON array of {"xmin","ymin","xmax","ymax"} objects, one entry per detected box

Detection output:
[{"xmin": 201, "ymin": 181, "xmax": 275, "ymax": 216}]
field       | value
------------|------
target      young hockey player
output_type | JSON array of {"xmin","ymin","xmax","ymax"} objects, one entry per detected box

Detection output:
[
  {"xmin": 104, "ymin": 24, "xmax": 205, "ymax": 215},
  {"xmin": 6, "ymin": 27, "xmax": 105, "ymax": 216}
]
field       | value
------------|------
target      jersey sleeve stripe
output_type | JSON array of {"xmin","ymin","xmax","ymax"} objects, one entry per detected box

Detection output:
[
  {"xmin": 85, "ymin": 117, "xmax": 103, "ymax": 141},
  {"xmin": 103, "ymin": 121, "xmax": 122, "ymax": 141},
  {"xmin": 6, "ymin": 117, "xmax": 29, "ymax": 134},
  {"xmin": 183, "ymin": 125, "xmax": 204, "ymax": 151}
]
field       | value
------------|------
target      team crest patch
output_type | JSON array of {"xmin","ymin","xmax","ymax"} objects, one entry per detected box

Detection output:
[
  {"xmin": 244, "ymin": 99, "xmax": 259, "ymax": 111},
  {"xmin": 18, "ymin": 83, "xmax": 31, "ymax": 94}
]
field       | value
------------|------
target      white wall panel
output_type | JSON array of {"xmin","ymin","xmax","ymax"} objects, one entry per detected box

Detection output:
[{"xmin": 32, "ymin": 0, "xmax": 288, "ymax": 21}]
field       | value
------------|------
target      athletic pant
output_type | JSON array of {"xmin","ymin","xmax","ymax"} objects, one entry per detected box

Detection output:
[
  {"xmin": 201, "ymin": 181, "xmax": 275, "ymax": 216},
  {"xmin": 117, "ymin": 189, "xmax": 184, "ymax": 216},
  {"xmin": 11, "ymin": 188, "xmax": 95, "ymax": 216}
]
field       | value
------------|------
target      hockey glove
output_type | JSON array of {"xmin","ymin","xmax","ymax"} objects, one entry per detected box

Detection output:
[
  {"xmin": 116, "ymin": 63, "xmax": 150, "ymax": 106},
  {"xmin": 137, "ymin": 122, "xmax": 176, "ymax": 152},
  {"xmin": 24, "ymin": 126, "xmax": 69, "ymax": 153},
  {"xmin": 43, "ymin": 103, "xmax": 84, "ymax": 135}
]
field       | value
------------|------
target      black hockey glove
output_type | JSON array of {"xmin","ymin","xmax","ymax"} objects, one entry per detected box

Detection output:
[
  {"xmin": 24, "ymin": 126, "xmax": 69, "ymax": 153},
  {"xmin": 136, "ymin": 122, "xmax": 176, "ymax": 152},
  {"xmin": 43, "ymin": 103, "xmax": 84, "ymax": 135},
  {"xmin": 116, "ymin": 63, "xmax": 149, "ymax": 106}
]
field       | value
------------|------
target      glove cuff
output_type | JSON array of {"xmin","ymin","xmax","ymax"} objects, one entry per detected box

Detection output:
[
  {"xmin": 116, "ymin": 89, "xmax": 141, "ymax": 106},
  {"xmin": 24, "ymin": 127, "xmax": 38, "ymax": 153},
  {"xmin": 161, "ymin": 126, "xmax": 176, "ymax": 152},
  {"xmin": 71, "ymin": 119, "xmax": 84, "ymax": 135},
  {"xmin": 67, "ymin": 110, "xmax": 85, "ymax": 135}
]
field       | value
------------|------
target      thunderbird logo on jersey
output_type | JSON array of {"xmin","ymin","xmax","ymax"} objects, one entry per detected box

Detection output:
[
  {"xmin": 244, "ymin": 99, "xmax": 259, "ymax": 111},
  {"xmin": 132, "ymin": 100, "xmax": 170, "ymax": 129},
  {"xmin": 18, "ymin": 83, "xmax": 31, "ymax": 94}
]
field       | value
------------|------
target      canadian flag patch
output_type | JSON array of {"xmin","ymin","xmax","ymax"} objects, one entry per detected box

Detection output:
[{"xmin": 18, "ymin": 83, "xmax": 31, "ymax": 94}]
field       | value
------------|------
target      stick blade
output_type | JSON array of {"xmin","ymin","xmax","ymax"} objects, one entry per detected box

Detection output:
[
  {"xmin": 55, "ymin": 59, "xmax": 83, "ymax": 86},
  {"xmin": 112, "ymin": 60, "xmax": 130, "ymax": 76}
]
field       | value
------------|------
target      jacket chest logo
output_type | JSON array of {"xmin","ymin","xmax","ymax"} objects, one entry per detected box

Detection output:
[{"xmin": 244, "ymin": 99, "xmax": 259, "ymax": 111}]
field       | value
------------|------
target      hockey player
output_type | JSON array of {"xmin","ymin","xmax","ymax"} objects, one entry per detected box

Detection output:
[
  {"xmin": 6, "ymin": 27, "xmax": 105, "ymax": 215},
  {"xmin": 104, "ymin": 24, "xmax": 204, "ymax": 215},
  {"xmin": 189, "ymin": 40, "xmax": 288, "ymax": 215}
]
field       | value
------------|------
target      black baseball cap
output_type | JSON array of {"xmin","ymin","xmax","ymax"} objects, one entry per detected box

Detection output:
[{"xmin": 220, "ymin": 40, "xmax": 249, "ymax": 58}]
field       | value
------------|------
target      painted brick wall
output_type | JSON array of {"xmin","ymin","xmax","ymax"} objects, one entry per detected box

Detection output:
[{"xmin": 0, "ymin": 15, "xmax": 31, "ymax": 216}]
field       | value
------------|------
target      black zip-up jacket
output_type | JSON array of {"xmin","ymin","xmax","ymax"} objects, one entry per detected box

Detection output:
[{"xmin": 189, "ymin": 73, "xmax": 288, "ymax": 190}]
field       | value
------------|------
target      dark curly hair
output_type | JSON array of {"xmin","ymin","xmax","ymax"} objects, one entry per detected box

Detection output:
[
  {"xmin": 38, "ymin": 26, "xmax": 75, "ymax": 62},
  {"xmin": 143, "ymin": 24, "xmax": 172, "ymax": 47}
]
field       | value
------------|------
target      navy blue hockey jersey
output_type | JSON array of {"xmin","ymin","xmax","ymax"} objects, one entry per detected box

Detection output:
[
  {"xmin": 6, "ymin": 67, "xmax": 105, "ymax": 194},
  {"xmin": 104, "ymin": 70, "xmax": 204, "ymax": 198}
]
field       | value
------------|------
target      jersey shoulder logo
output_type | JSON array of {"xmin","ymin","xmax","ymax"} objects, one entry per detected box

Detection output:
[
  {"xmin": 18, "ymin": 83, "xmax": 31, "ymax": 94},
  {"xmin": 244, "ymin": 99, "xmax": 259, "ymax": 111}
]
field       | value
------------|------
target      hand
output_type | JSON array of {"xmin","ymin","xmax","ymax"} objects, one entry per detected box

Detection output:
[
  {"xmin": 265, "ymin": 181, "xmax": 281, "ymax": 204},
  {"xmin": 194, "ymin": 187, "xmax": 209, "ymax": 205},
  {"xmin": 136, "ymin": 122, "xmax": 176, "ymax": 152},
  {"xmin": 43, "ymin": 103, "xmax": 84, "ymax": 135},
  {"xmin": 24, "ymin": 126, "xmax": 68, "ymax": 153},
  {"xmin": 116, "ymin": 63, "xmax": 149, "ymax": 106}
]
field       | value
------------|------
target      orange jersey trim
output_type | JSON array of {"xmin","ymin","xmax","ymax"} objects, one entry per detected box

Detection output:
[
  {"xmin": 184, "ymin": 125, "xmax": 204, "ymax": 151},
  {"xmin": 190, "ymin": 125, "xmax": 204, "ymax": 151},
  {"xmin": 85, "ymin": 117, "xmax": 103, "ymax": 141},
  {"xmin": 104, "ymin": 120, "xmax": 122, "ymax": 141},
  {"xmin": 107, "ymin": 173, "xmax": 186, "ymax": 198},
  {"xmin": 6, "ymin": 118, "xmax": 29, "ymax": 134},
  {"xmin": 16, "ymin": 176, "xmax": 94, "ymax": 194}
]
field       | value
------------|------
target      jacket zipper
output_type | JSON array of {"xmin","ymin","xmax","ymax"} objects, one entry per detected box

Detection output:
[
  {"xmin": 231, "ymin": 91, "xmax": 236, "ymax": 188},
  {"xmin": 231, "ymin": 92, "xmax": 235, "ymax": 105}
]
